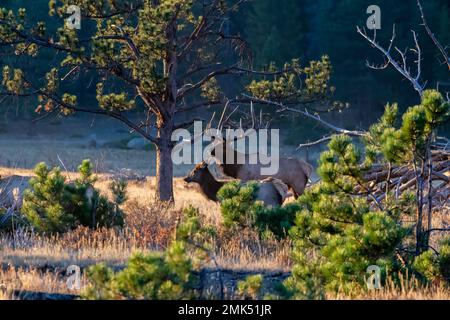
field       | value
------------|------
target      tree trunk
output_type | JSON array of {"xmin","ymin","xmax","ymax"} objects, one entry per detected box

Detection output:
[
  {"xmin": 415, "ymin": 160, "xmax": 426, "ymax": 255},
  {"xmin": 155, "ymin": 122, "xmax": 174, "ymax": 202},
  {"xmin": 426, "ymin": 140, "xmax": 433, "ymax": 247},
  {"xmin": 155, "ymin": 19, "xmax": 177, "ymax": 202}
]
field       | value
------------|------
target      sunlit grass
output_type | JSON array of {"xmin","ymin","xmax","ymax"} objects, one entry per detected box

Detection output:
[{"xmin": 1, "ymin": 167, "xmax": 449, "ymax": 300}]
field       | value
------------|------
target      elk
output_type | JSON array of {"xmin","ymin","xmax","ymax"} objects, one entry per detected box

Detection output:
[
  {"xmin": 184, "ymin": 161, "xmax": 291, "ymax": 207},
  {"xmin": 212, "ymin": 141, "xmax": 313, "ymax": 198},
  {"xmin": 207, "ymin": 102, "xmax": 314, "ymax": 199}
]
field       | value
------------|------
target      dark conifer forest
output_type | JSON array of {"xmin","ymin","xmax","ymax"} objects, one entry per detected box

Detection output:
[{"xmin": 0, "ymin": 0, "xmax": 449, "ymax": 303}]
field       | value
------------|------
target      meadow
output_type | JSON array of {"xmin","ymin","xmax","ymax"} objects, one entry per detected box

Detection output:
[{"xmin": 1, "ymin": 169, "xmax": 449, "ymax": 300}]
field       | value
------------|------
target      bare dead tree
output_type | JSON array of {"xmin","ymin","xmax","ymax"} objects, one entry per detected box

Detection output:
[{"xmin": 357, "ymin": 3, "xmax": 450, "ymax": 254}]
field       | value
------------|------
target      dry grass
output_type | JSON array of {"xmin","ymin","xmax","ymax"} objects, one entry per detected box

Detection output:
[
  {"xmin": 0, "ymin": 200, "xmax": 291, "ymax": 272},
  {"xmin": 213, "ymin": 228, "xmax": 292, "ymax": 271},
  {"xmin": 0, "ymin": 228, "xmax": 133, "ymax": 270},
  {"xmin": 330, "ymin": 272, "xmax": 450, "ymax": 300},
  {"xmin": 353, "ymin": 284, "xmax": 450, "ymax": 300},
  {"xmin": 2, "ymin": 259, "xmax": 449, "ymax": 300},
  {"xmin": 0, "ymin": 266, "xmax": 82, "ymax": 299},
  {"xmin": 0, "ymin": 168, "xmax": 292, "ymax": 299},
  {"xmin": 1, "ymin": 165, "xmax": 450, "ymax": 300}
]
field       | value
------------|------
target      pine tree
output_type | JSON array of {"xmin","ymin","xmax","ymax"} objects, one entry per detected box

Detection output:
[
  {"xmin": 21, "ymin": 160, "xmax": 124, "ymax": 233},
  {"xmin": 283, "ymin": 90, "xmax": 450, "ymax": 298},
  {"xmin": 82, "ymin": 206, "xmax": 215, "ymax": 300},
  {"xmin": 0, "ymin": 1, "xmax": 333, "ymax": 201}
]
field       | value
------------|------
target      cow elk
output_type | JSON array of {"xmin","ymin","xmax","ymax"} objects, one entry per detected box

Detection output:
[{"xmin": 184, "ymin": 161, "xmax": 291, "ymax": 207}]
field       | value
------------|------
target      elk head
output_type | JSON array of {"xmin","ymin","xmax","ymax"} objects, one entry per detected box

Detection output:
[
  {"xmin": 183, "ymin": 161, "xmax": 209, "ymax": 184},
  {"xmin": 184, "ymin": 160, "xmax": 233, "ymax": 202}
]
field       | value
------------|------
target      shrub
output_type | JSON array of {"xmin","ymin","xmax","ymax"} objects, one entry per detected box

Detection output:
[
  {"xmin": 83, "ymin": 242, "xmax": 198, "ymax": 300},
  {"xmin": 254, "ymin": 203, "xmax": 301, "ymax": 239},
  {"xmin": 110, "ymin": 178, "xmax": 127, "ymax": 205},
  {"xmin": 283, "ymin": 135, "xmax": 411, "ymax": 299},
  {"xmin": 413, "ymin": 237, "xmax": 450, "ymax": 284},
  {"xmin": 83, "ymin": 206, "xmax": 215, "ymax": 300},
  {"xmin": 21, "ymin": 160, "xmax": 124, "ymax": 233},
  {"xmin": 413, "ymin": 250, "xmax": 440, "ymax": 282},
  {"xmin": 217, "ymin": 181, "xmax": 298, "ymax": 239},
  {"xmin": 282, "ymin": 91, "xmax": 450, "ymax": 298},
  {"xmin": 217, "ymin": 181, "xmax": 260, "ymax": 228},
  {"xmin": 237, "ymin": 274, "xmax": 264, "ymax": 300}
]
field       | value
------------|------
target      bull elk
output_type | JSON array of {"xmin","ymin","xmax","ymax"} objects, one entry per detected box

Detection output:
[
  {"xmin": 212, "ymin": 141, "xmax": 313, "ymax": 198},
  {"xmin": 184, "ymin": 161, "xmax": 291, "ymax": 207},
  {"xmin": 208, "ymin": 101, "xmax": 314, "ymax": 198}
]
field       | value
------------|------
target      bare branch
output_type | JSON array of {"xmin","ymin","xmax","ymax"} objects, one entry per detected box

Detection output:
[
  {"xmin": 100, "ymin": 27, "xmax": 141, "ymax": 59},
  {"xmin": 29, "ymin": 88, "xmax": 159, "ymax": 144},
  {"xmin": 417, "ymin": 0, "xmax": 450, "ymax": 70},
  {"xmin": 297, "ymin": 135, "xmax": 334, "ymax": 150},
  {"xmin": 425, "ymin": 228, "xmax": 450, "ymax": 234},
  {"xmin": 411, "ymin": 30, "xmax": 422, "ymax": 82},
  {"xmin": 357, "ymin": 25, "xmax": 425, "ymax": 96},
  {"xmin": 243, "ymin": 94, "xmax": 366, "ymax": 137},
  {"xmin": 176, "ymin": 64, "xmax": 239, "ymax": 98}
]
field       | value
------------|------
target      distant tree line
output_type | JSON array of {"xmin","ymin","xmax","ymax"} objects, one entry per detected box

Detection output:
[
  {"xmin": 1, "ymin": 0, "xmax": 449, "ymax": 129},
  {"xmin": 236, "ymin": 0, "xmax": 449, "ymax": 127}
]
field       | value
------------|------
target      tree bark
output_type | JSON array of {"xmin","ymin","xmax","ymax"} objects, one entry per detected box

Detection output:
[
  {"xmin": 154, "ymin": 18, "xmax": 177, "ymax": 202},
  {"xmin": 415, "ymin": 160, "xmax": 426, "ymax": 255},
  {"xmin": 155, "ymin": 121, "xmax": 174, "ymax": 202},
  {"xmin": 426, "ymin": 143, "xmax": 433, "ymax": 247}
]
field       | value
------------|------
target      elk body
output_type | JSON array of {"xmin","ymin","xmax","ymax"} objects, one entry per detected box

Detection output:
[
  {"xmin": 184, "ymin": 162, "xmax": 290, "ymax": 207},
  {"xmin": 213, "ymin": 142, "xmax": 313, "ymax": 198}
]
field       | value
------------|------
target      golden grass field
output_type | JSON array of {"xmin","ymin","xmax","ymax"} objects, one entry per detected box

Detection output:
[
  {"xmin": 0, "ymin": 118, "xmax": 449, "ymax": 300},
  {"xmin": 1, "ymin": 166, "xmax": 450, "ymax": 300},
  {"xmin": 0, "ymin": 166, "xmax": 295, "ymax": 299}
]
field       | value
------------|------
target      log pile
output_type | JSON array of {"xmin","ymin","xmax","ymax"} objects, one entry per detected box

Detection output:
[{"xmin": 362, "ymin": 140, "xmax": 450, "ymax": 209}]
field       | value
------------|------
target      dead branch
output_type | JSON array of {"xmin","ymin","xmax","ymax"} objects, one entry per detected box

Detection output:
[
  {"xmin": 242, "ymin": 94, "xmax": 366, "ymax": 137},
  {"xmin": 297, "ymin": 135, "xmax": 334, "ymax": 149},
  {"xmin": 361, "ymin": 144, "xmax": 450, "ymax": 210},
  {"xmin": 357, "ymin": 25, "xmax": 425, "ymax": 97},
  {"xmin": 417, "ymin": 0, "xmax": 450, "ymax": 70}
]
